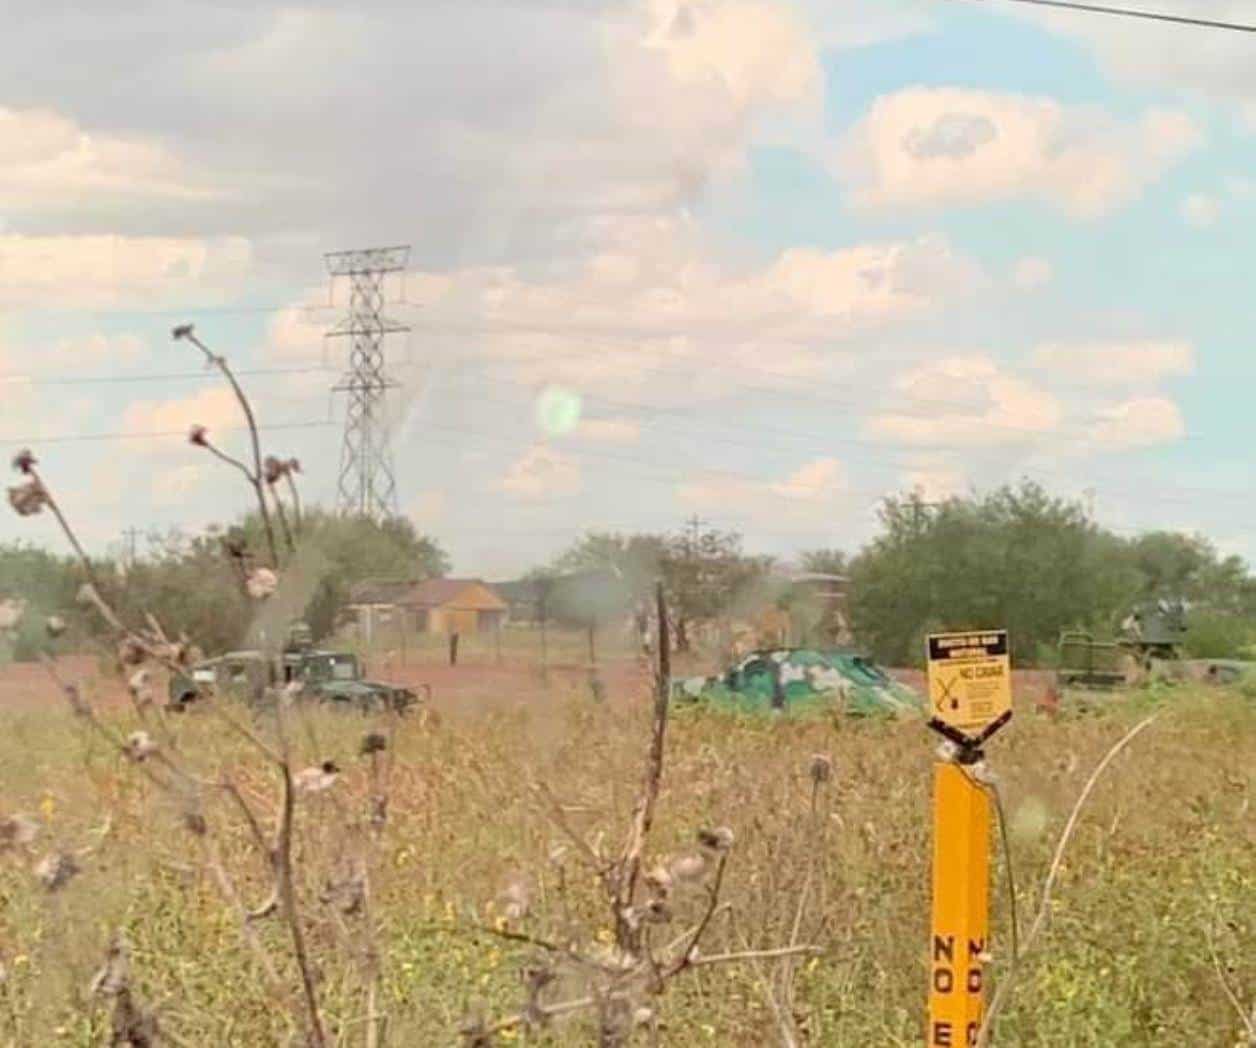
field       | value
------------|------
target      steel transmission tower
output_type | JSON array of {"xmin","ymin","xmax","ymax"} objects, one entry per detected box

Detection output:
[{"xmin": 325, "ymin": 245, "xmax": 410, "ymax": 520}]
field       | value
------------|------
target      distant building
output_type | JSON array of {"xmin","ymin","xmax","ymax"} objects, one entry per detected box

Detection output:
[{"xmin": 346, "ymin": 578, "xmax": 508, "ymax": 643}]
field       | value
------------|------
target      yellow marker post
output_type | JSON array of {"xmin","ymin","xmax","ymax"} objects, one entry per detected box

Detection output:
[
  {"xmin": 925, "ymin": 629, "xmax": 1012, "ymax": 1048},
  {"xmin": 928, "ymin": 763, "xmax": 991, "ymax": 1047}
]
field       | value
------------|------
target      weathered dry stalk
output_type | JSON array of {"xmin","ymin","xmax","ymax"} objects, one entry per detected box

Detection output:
[
  {"xmin": 1207, "ymin": 913, "xmax": 1256, "ymax": 1044},
  {"xmin": 174, "ymin": 324, "xmax": 279, "ymax": 568},
  {"xmin": 614, "ymin": 581, "xmax": 671, "ymax": 953},
  {"xmin": 285, "ymin": 470, "xmax": 303, "ymax": 531},
  {"xmin": 471, "ymin": 581, "xmax": 819, "ymax": 1043},
  {"xmin": 976, "ymin": 711, "xmax": 1162, "ymax": 1047},
  {"xmin": 272, "ymin": 694, "xmax": 328, "ymax": 1048},
  {"xmin": 13, "ymin": 449, "xmax": 333, "ymax": 1044},
  {"xmin": 270, "ymin": 484, "xmax": 295, "ymax": 554}
]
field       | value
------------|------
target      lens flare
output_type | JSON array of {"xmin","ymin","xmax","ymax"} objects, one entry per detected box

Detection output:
[{"xmin": 535, "ymin": 385, "xmax": 582, "ymax": 436}]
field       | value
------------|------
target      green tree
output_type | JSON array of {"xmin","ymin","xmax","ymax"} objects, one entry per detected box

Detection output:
[
  {"xmin": 285, "ymin": 509, "xmax": 449, "ymax": 640},
  {"xmin": 114, "ymin": 508, "xmax": 449, "ymax": 653},
  {"xmin": 659, "ymin": 524, "xmax": 772, "ymax": 651},
  {"xmin": 553, "ymin": 532, "xmax": 666, "ymax": 600},
  {"xmin": 0, "ymin": 542, "xmax": 87, "ymax": 660},
  {"xmin": 1126, "ymin": 531, "xmax": 1256, "ymax": 612},
  {"xmin": 848, "ymin": 482, "xmax": 1141, "ymax": 666},
  {"xmin": 798, "ymin": 549, "xmax": 848, "ymax": 576}
]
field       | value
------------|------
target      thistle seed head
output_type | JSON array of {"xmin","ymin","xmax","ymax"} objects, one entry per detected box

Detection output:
[
  {"xmin": 245, "ymin": 568, "xmax": 278, "ymax": 600},
  {"xmin": 8, "ymin": 480, "xmax": 48, "ymax": 517},
  {"xmin": 125, "ymin": 731, "xmax": 157, "ymax": 762},
  {"xmin": 35, "ymin": 852, "xmax": 80, "ymax": 891},
  {"xmin": 697, "ymin": 826, "xmax": 735, "ymax": 853},
  {"xmin": 295, "ymin": 763, "xmax": 339, "ymax": 794},
  {"xmin": 11, "ymin": 449, "xmax": 36, "ymax": 475},
  {"xmin": 668, "ymin": 854, "xmax": 707, "ymax": 883},
  {"xmin": 0, "ymin": 813, "xmax": 40, "ymax": 851},
  {"xmin": 359, "ymin": 732, "xmax": 388, "ymax": 756}
]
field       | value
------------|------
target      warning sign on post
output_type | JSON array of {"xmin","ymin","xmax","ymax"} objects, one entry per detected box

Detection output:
[{"xmin": 926, "ymin": 630, "xmax": 1011, "ymax": 734}]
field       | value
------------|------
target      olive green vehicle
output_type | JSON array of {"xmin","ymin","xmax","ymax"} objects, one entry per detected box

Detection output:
[
  {"xmin": 1057, "ymin": 598, "xmax": 1256, "ymax": 691},
  {"xmin": 670, "ymin": 647, "xmax": 924, "ymax": 718},
  {"xmin": 168, "ymin": 623, "xmax": 420, "ymax": 714}
]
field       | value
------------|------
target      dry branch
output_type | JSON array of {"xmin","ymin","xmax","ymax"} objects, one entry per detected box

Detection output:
[{"xmin": 976, "ymin": 710, "xmax": 1163, "ymax": 1047}]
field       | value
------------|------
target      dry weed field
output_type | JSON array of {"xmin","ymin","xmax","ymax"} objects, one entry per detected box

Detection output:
[{"xmin": 0, "ymin": 659, "xmax": 1252, "ymax": 1046}]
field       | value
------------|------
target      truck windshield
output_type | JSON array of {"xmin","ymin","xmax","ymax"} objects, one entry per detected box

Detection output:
[{"xmin": 304, "ymin": 654, "xmax": 359, "ymax": 682}]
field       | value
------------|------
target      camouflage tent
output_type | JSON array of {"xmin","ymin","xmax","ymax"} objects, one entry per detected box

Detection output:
[{"xmin": 671, "ymin": 647, "xmax": 924, "ymax": 718}]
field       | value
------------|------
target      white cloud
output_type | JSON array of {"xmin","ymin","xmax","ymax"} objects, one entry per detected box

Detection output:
[
  {"xmin": 1032, "ymin": 340, "xmax": 1195, "ymax": 386},
  {"xmin": 645, "ymin": 0, "xmax": 820, "ymax": 113},
  {"xmin": 1088, "ymin": 396, "xmax": 1185, "ymax": 450},
  {"xmin": 397, "ymin": 217, "xmax": 981, "ymax": 407},
  {"xmin": 867, "ymin": 355, "xmax": 1062, "ymax": 446},
  {"xmin": 807, "ymin": 5, "xmax": 935, "ymax": 50},
  {"xmin": 1180, "ymin": 193, "xmax": 1220, "ymax": 228},
  {"xmin": 1001, "ymin": 5, "xmax": 1256, "ymax": 111},
  {"xmin": 900, "ymin": 461, "xmax": 967, "ymax": 502},
  {"xmin": 678, "ymin": 456, "xmax": 848, "ymax": 518},
  {"xmin": 768, "ymin": 457, "xmax": 846, "ymax": 500},
  {"xmin": 0, "ymin": 235, "xmax": 252, "ymax": 308},
  {"xmin": 122, "ymin": 386, "xmax": 242, "ymax": 438},
  {"xmin": 0, "ymin": 2, "xmax": 827, "ymax": 281},
  {"xmin": 407, "ymin": 489, "xmax": 448, "ymax": 528},
  {"xmin": 149, "ymin": 464, "xmax": 204, "ymax": 509},
  {"xmin": 837, "ymin": 87, "xmax": 1201, "ymax": 218},
  {"xmin": 500, "ymin": 444, "xmax": 581, "ymax": 499},
  {"xmin": 0, "ymin": 106, "xmax": 217, "ymax": 220},
  {"xmin": 575, "ymin": 417, "xmax": 642, "ymax": 444},
  {"xmin": 1012, "ymin": 256, "xmax": 1052, "ymax": 289}
]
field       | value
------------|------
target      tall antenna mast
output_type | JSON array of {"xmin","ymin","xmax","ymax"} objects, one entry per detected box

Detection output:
[{"xmin": 325, "ymin": 245, "xmax": 410, "ymax": 520}]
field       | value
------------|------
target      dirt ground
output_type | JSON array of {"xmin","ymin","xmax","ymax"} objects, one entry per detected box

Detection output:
[{"xmin": 0, "ymin": 652, "xmax": 1056, "ymax": 715}]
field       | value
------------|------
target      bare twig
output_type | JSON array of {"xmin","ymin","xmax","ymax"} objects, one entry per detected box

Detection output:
[
  {"xmin": 668, "ymin": 853, "xmax": 729, "ymax": 974},
  {"xmin": 531, "ymin": 781, "xmax": 608, "ymax": 874},
  {"xmin": 219, "ymin": 777, "xmax": 273, "ymax": 862},
  {"xmin": 269, "ymin": 484, "xmax": 295, "ymax": 554},
  {"xmin": 284, "ymin": 470, "xmax": 303, "ymax": 532},
  {"xmin": 1207, "ymin": 915, "xmax": 1256, "ymax": 1041},
  {"xmin": 203, "ymin": 837, "xmax": 284, "ymax": 994},
  {"xmin": 976, "ymin": 711, "xmax": 1162, "ymax": 1047},
  {"xmin": 174, "ymin": 325, "xmax": 278, "ymax": 568},
  {"xmin": 271, "ymin": 695, "xmax": 327, "ymax": 1047},
  {"xmin": 614, "ymin": 582, "xmax": 671, "ymax": 953}
]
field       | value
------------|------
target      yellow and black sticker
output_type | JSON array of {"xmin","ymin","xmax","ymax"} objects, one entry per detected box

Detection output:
[{"xmin": 926, "ymin": 631, "xmax": 1011, "ymax": 734}]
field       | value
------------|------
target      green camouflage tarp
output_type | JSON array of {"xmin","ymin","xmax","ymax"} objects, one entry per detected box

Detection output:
[{"xmin": 670, "ymin": 647, "xmax": 924, "ymax": 718}]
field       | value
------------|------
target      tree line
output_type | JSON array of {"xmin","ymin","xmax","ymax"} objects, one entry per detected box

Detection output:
[
  {"xmin": 0, "ymin": 509, "xmax": 448, "ymax": 661},
  {"xmin": 535, "ymin": 481, "xmax": 1256, "ymax": 666},
  {"xmin": 2, "ymin": 480, "xmax": 1254, "ymax": 666}
]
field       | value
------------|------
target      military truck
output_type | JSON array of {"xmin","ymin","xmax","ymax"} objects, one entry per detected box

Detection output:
[
  {"xmin": 168, "ymin": 621, "xmax": 420, "ymax": 714},
  {"xmin": 1057, "ymin": 598, "xmax": 1254, "ymax": 691}
]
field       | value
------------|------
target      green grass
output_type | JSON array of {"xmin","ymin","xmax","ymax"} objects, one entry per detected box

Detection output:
[{"xmin": 0, "ymin": 682, "xmax": 1252, "ymax": 1045}]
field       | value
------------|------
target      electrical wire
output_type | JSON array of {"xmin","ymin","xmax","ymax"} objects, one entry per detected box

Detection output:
[
  {"xmin": 0, "ymin": 365, "xmax": 335, "ymax": 388},
  {"xmin": 1, "ymin": 420, "xmax": 331, "ymax": 446},
  {"xmin": 986, "ymin": 779, "xmax": 1021, "ymax": 965},
  {"xmin": 957, "ymin": 765, "xmax": 1021, "ymax": 972},
  {"xmin": 956, "ymin": 0, "xmax": 1256, "ymax": 32}
]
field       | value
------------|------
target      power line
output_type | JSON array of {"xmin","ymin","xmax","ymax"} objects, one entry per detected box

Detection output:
[
  {"xmin": 0, "ymin": 364, "xmax": 335, "ymax": 389},
  {"xmin": 958, "ymin": 0, "xmax": 1256, "ymax": 32},
  {"xmin": 1, "ymin": 420, "xmax": 332, "ymax": 447}
]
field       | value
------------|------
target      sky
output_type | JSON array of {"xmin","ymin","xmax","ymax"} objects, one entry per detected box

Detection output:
[{"xmin": 3, "ymin": 0, "xmax": 1256, "ymax": 578}]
